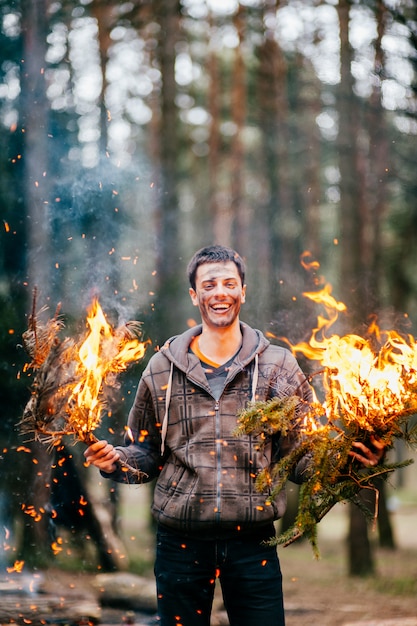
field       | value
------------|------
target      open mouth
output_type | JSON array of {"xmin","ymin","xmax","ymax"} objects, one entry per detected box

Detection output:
[{"xmin": 211, "ymin": 303, "xmax": 231, "ymax": 312}]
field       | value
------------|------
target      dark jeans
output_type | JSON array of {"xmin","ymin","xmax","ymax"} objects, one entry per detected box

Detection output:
[{"xmin": 155, "ymin": 525, "xmax": 285, "ymax": 626}]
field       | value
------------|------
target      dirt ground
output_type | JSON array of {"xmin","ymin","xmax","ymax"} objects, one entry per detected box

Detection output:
[
  {"xmin": 15, "ymin": 539, "xmax": 416, "ymax": 626},
  {"xmin": 279, "ymin": 539, "xmax": 417, "ymax": 626},
  {"xmin": 75, "ymin": 503, "xmax": 417, "ymax": 625},
  {"xmin": 276, "ymin": 498, "xmax": 417, "ymax": 626},
  {"xmin": 38, "ymin": 535, "xmax": 417, "ymax": 626},
  {"xmin": 2, "ymin": 518, "xmax": 416, "ymax": 626}
]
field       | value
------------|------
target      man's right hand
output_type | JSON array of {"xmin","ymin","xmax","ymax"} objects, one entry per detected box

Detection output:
[{"xmin": 84, "ymin": 440, "xmax": 120, "ymax": 473}]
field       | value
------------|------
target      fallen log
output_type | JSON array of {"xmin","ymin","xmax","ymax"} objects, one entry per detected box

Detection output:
[
  {"xmin": 0, "ymin": 572, "xmax": 100, "ymax": 625},
  {"xmin": 0, "ymin": 594, "xmax": 101, "ymax": 625}
]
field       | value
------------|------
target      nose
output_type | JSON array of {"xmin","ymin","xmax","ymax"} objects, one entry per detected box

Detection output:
[{"xmin": 213, "ymin": 283, "xmax": 228, "ymax": 297}]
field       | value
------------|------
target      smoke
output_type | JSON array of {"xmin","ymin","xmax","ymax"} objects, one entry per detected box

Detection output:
[{"xmin": 45, "ymin": 157, "xmax": 157, "ymax": 325}]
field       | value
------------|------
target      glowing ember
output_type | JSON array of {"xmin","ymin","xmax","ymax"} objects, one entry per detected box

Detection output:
[
  {"xmin": 7, "ymin": 560, "xmax": 24, "ymax": 573},
  {"xmin": 21, "ymin": 503, "xmax": 45, "ymax": 523},
  {"xmin": 51, "ymin": 538, "xmax": 63, "ymax": 555}
]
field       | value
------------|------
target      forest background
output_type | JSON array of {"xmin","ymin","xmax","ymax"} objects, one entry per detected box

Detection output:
[{"xmin": 0, "ymin": 0, "xmax": 416, "ymax": 585}]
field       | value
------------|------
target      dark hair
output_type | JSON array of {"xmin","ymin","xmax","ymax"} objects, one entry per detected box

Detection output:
[{"xmin": 187, "ymin": 245, "xmax": 246, "ymax": 290}]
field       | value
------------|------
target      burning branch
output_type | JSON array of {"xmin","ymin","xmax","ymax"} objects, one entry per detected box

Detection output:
[
  {"xmin": 236, "ymin": 396, "xmax": 414, "ymax": 557},
  {"xmin": 235, "ymin": 274, "xmax": 417, "ymax": 557},
  {"xmin": 20, "ymin": 289, "xmax": 150, "ymax": 478}
]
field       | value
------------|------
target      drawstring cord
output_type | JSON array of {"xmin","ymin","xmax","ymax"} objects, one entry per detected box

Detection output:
[
  {"xmin": 251, "ymin": 353, "xmax": 259, "ymax": 402},
  {"xmin": 160, "ymin": 362, "xmax": 173, "ymax": 456}
]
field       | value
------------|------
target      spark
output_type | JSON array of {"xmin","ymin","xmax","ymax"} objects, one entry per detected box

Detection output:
[{"xmin": 7, "ymin": 560, "xmax": 24, "ymax": 573}]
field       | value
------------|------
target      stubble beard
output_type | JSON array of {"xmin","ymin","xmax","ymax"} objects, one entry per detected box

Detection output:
[{"xmin": 201, "ymin": 302, "xmax": 240, "ymax": 329}]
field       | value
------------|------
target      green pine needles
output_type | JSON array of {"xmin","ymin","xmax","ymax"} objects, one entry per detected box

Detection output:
[{"xmin": 235, "ymin": 393, "xmax": 417, "ymax": 558}]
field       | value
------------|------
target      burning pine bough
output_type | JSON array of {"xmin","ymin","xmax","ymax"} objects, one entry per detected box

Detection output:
[
  {"xmin": 235, "ymin": 283, "xmax": 417, "ymax": 557},
  {"xmin": 20, "ymin": 290, "xmax": 149, "ymax": 476}
]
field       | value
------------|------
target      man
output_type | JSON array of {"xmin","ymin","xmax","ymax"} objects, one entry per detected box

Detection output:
[{"xmin": 85, "ymin": 245, "xmax": 382, "ymax": 626}]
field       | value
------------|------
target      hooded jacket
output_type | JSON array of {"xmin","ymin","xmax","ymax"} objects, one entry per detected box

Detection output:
[{"xmin": 106, "ymin": 322, "xmax": 313, "ymax": 536}]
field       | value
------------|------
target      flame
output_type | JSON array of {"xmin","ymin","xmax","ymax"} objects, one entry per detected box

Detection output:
[
  {"xmin": 125, "ymin": 426, "xmax": 134, "ymax": 442},
  {"xmin": 288, "ymin": 282, "xmax": 417, "ymax": 435},
  {"xmin": 20, "ymin": 295, "xmax": 150, "ymax": 457},
  {"xmin": 68, "ymin": 299, "xmax": 149, "ymax": 441}
]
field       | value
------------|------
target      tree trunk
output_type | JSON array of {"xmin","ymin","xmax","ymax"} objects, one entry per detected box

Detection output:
[
  {"xmin": 300, "ymin": 56, "xmax": 322, "ymax": 261},
  {"xmin": 367, "ymin": 2, "xmax": 396, "ymax": 549},
  {"xmin": 256, "ymin": 34, "xmax": 290, "ymax": 319},
  {"xmin": 48, "ymin": 446, "xmax": 127, "ymax": 571},
  {"xmin": 19, "ymin": 0, "xmax": 53, "ymax": 567},
  {"xmin": 347, "ymin": 495, "xmax": 374, "ymax": 577},
  {"xmin": 337, "ymin": 0, "xmax": 364, "ymax": 317},
  {"xmin": 375, "ymin": 478, "xmax": 395, "ymax": 549},
  {"xmin": 337, "ymin": 0, "xmax": 374, "ymax": 576},
  {"xmin": 152, "ymin": 0, "xmax": 182, "ymax": 344},
  {"xmin": 230, "ymin": 4, "xmax": 247, "ymax": 254},
  {"xmin": 21, "ymin": 0, "xmax": 51, "ymax": 298},
  {"xmin": 208, "ymin": 11, "xmax": 227, "ymax": 245},
  {"xmin": 90, "ymin": 0, "xmax": 115, "ymax": 154}
]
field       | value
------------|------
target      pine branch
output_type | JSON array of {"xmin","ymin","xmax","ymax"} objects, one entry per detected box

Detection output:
[
  {"xmin": 234, "ymin": 396, "xmax": 302, "ymax": 439},
  {"xmin": 236, "ymin": 394, "xmax": 416, "ymax": 557}
]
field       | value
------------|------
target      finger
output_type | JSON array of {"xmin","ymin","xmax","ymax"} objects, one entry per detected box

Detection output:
[
  {"xmin": 102, "ymin": 449, "xmax": 120, "ymax": 463},
  {"xmin": 351, "ymin": 440, "xmax": 380, "ymax": 459},
  {"xmin": 369, "ymin": 436, "xmax": 385, "ymax": 451},
  {"xmin": 84, "ymin": 440, "xmax": 106, "ymax": 458},
  {"xmin": 84, "ymin": 440, "xmax": 111, "ymax": 460},
  {"xmin": 85, "ymin": 450, "xmax": 120, "ymax": 472},
  {"xmin": 94, "ymin": 444, "xmax": 113, "ymax": 458},
  {"xmin": 349, "ymin": 450, "xmax": 377, "ymax": 467},
  {"xmin": 351, "ymin": 441, "xmax": 369, "ymax": 454},
  {"xmin": 90, "ymin": 440, "xmax": 109, "ymax": 453}
]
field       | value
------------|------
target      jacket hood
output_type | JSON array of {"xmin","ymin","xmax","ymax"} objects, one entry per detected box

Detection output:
[{"xmin": 160, "ymin": 322, "xmax": 270, "ymax": 373}]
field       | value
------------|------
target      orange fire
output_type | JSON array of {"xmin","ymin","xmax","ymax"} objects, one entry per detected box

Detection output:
[
  {"xmin": 67, "ymin": 299, "xmax": 150, "ymax": 443},
  {"xmin": 286, "ymin": 282, "xmax": 417, "ymax": 437},
  {"xmin": 21, "ymin": 296, "xmax": 150, "ymax": 449}
]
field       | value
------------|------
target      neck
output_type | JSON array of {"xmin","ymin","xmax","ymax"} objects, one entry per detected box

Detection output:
[{"xmin": 198, "ymin": 321, "xmax": 242, "ymax": 365}]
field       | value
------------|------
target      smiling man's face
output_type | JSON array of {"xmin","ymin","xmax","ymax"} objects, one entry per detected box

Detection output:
[{"xmin": 189, "ymin": 261, "xmax": 246, "ymax": 330}]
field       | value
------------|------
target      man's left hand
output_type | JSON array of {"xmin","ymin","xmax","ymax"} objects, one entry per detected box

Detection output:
[{"xmin": 349, "ymin": 435, "xmax": 385, "ymax": 468}]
